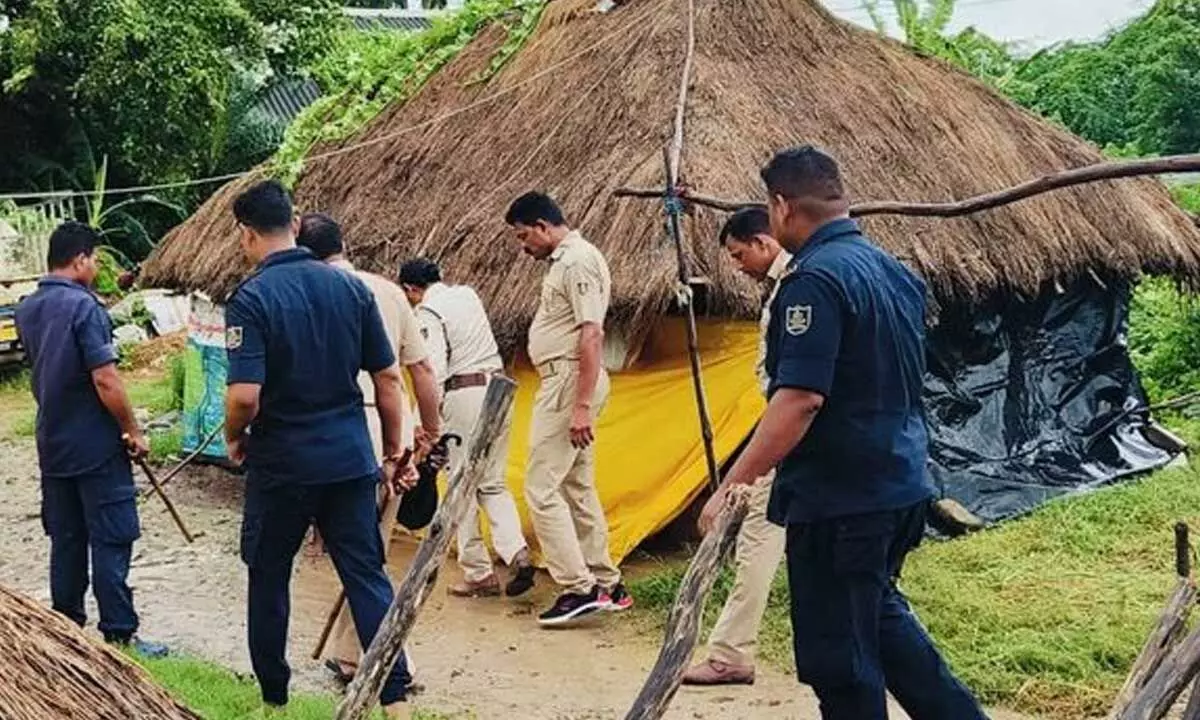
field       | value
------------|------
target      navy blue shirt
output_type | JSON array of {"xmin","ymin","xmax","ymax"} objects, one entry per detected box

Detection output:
[
  {"xmin": 765, "ymin": 218, "xmax": 933, "ymax": 525},
  {"xmin": 225, "ymin": 247, "xmax": 396, "ymax": 487},
  {"xmin": 16, "ymin": 277, "xmax": 123, "ymax": 477}
]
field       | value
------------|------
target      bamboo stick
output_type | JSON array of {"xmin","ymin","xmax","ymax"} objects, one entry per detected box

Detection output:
[
  {"xmin": 333, "ymin": 376, "xmax": 517, "ymax": 720},
  {"xmin": 623, "ymin": 489, "xmax": 749, "ymax": 720},
  {"xmin": 614, "ymin": 153, "xmax": 1200, "ymax": 219}
]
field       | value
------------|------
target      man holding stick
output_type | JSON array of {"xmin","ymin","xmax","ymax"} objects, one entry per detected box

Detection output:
[
  {"xmin": 296, "ymin": 212, "xmax": 442, "ymax": 684},
  {"xmin": 224, "ymin": 181, "xmax": 417, "ymax": 716},
  {"xmin": 683, "ymin": 207, "xmax": 788, "ymax": 686},
  {"xmin": 699, "ymin": 147, "xmax": 985, "ymax": 719},
  {"xmin": 15, "ymin": 221, "xmax": 167, "ymax": 658},
  {"xmin": 398, "ymin": 257, "xmax": 534, "ymax": 598},
  {"xmin": 505, "ymin": 191, "xmax": 631, "ymax": 626}
]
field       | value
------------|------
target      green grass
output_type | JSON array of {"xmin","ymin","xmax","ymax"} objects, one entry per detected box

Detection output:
[
  {"xmin": 134, "ymin": 655, "xmax": 464, "ymax": 719},
  {"xmin": 630, "ymin": 464, "xmax": 1200, "ymax": 719}
]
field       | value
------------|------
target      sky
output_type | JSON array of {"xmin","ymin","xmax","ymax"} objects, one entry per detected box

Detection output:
[{"xmin": 825, "ymin": 0, "xmax": 1158, "ymax": 49}]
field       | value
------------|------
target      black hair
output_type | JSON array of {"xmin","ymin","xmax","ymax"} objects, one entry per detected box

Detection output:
[
  {"xmin": 504, "ymin": 191, "xmax": 565, "ymax": 227},
  {"xmin": 232, "ymin": 179, "xmax": 294, "ymax": 234},
  {"xmin": 398, "ymin": 258, "xmax": 442, "ymax": 288},
  {"xmin": 719, "ymin": 206, "xmax": 771, "ymax": 245},
  {"xmin": 759, "ymin": 145, "xmax": 845, "ymax": 202},
  {"xmin": 47, "ymin": 221, "xmax": 99, "ymax": 270},
  {"xmin": 296, "ymin": 212, "xmax": 344, "ymax": 260}
]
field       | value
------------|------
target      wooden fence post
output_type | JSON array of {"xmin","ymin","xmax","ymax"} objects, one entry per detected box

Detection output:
[
  {"xmin": 334, "ymin": 375, "xmax": 518, "ymax": 720},
  {"xmin": 623, "ymin": 489, "xmax": 749, "ymax": 720}
]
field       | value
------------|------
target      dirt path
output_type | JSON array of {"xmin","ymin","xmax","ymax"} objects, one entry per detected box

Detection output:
[{"xmin": 0, "ymin": 435, "xmax": 1034, "ymax": 719}]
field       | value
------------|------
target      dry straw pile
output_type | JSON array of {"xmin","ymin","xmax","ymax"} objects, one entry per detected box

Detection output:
[{"xmin": 0, "ymin": 585, "xmax": 199, "ymax": 720}]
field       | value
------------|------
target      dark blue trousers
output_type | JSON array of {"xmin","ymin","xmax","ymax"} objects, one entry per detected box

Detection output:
[
  {"xmin": 785, "ymin": 501, "xmax": 986, "ymax": 720},
  {"xmin": 241, "ymin": 475, "xmax": 411, "ymax": 707},
  {"xmin": 41, "ymin": 453, "xmax": 141, "ymax": 642}
]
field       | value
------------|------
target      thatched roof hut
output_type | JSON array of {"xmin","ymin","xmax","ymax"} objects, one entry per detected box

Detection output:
[
  {"xmin": 0, "ymin": 585, "xmax": 199, "ymax": 720},
  {"xmin": 143, "ymin": 0, "xmax": 1200, "ymax": 356}
]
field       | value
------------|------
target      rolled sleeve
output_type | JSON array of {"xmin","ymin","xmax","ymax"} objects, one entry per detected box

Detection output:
[
  {"xmin": 362, "ymin": 296, "xmax": 397, "ymax": 373},
  {"xmin": 769, "ymin": 273, "xmax": 843, "ymax": 397},
  {"xmin": 394, "ymin": 298, "xmax": 428, "ymax": 366},
  {"xmin": 74, "ymin": 302, "xmax": 118, "ymax": 370},
  {"xmin": 225, "ymin": 292, "xmax": 267, "ymax": 385},
  {"xmin": 563, "ymin": 261, "xmax": 606, "ymax": 327}
]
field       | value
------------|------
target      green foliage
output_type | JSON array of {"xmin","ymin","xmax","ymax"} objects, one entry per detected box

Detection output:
[
  {"xmin": 1173, "ymin": 182, "xmax": 1200, "ymax": 213},
  {"xmin": 0, "ymin": 0, "xmax": 340, "ymax": 255},
  {"xmin": 274, "ymin": 0, "xmax": 541, "ymax": 183},
  {"xmin": 1128, "ymin": 276, "xmax": 1200, "ymax": 404}
]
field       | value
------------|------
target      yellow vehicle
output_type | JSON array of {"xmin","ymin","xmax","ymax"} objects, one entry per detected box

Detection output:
[{"xmin": 0, "ymin": 274, "xmax": 39, "ymax": 367}]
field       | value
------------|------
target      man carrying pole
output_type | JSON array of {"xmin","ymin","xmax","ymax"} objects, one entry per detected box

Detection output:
[
  {"xmin": 505, "ymin": 191, "xmax": 631, "ymax": 626},
  {"xmin": 224, "ymin": 181, "xmax": 417, "ymax": 717},
  {"xmin": 15, "ymin": 221, "xmax": 168, "ymax": 658},
  {"xmin": 682, "ymin": 207, "xmax": 788, "ymax": 686},
  {"xmin": 295, "ymin": 212, "xmax": 442, "ymax": 684},
  {"xmin": 397, "ymin": 257, "xmax": 534, "ymax": 598}
]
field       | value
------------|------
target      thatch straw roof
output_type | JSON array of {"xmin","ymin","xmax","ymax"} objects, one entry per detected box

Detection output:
[
  {"xmin": 143, "ymin": 0, "xmax": 1200, "ymax": 356},
  {"xmin": 0, "ymin": 585, "xmax": 200, "ymax": 720}
]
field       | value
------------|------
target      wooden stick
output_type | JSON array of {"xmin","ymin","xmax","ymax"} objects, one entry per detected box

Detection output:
[
  {"xmin": 1111, "ymin": 524, "xmax": 1195, "ymax": 718},
  {"xmin": 658, "ymin": 0, "xmax": 719, "ymax": 493},
  {"xmin": 1119, "ymin": 622, "xmax": 1200, "ymax": 720},
  {"xmin": 1181, "ymin": 674, "xmax": 1200, "ymax": 720},
  {"xmin": 1150, "ymin": 391, "xmax": 1200, "ymax": 414},
  {"xmin": 615, "ymin": 153, "xmax": 1200, "ymax": 219},
  {"xmin": 130, "ymin": 455, "xmax": 203, "ymax": 543},
  {"xmin": 137, "ymin": 422, "xmax": 224, "ymax": 502},
  {"xmin": 334, "ymin": 376, "xmax": 517, "ymax": 720},
  {"xmin": 623, "ymin": 489, "xmax": 749, "ymax": 720}
]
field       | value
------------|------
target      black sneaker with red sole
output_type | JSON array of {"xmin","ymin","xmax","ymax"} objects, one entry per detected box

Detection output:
[
  {"xmin": 537, "ymin": 586, "xmax": 612, "ymax": 626},
  {"xmin": 606, "ymin": 582, "xmax": 633, "ymax": 612}
]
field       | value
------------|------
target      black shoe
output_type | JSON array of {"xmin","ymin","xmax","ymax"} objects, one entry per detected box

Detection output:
[
  {"xmin": 606, "ymin": 582, "xmax": 633, "ymax": 612},
  {"xmin": 537, "ymin": 586, "xmax": 612, "ymax": 626},
  {"xmin": 506, "ymin": 554, "xmax": 536, "ymax": 597}
]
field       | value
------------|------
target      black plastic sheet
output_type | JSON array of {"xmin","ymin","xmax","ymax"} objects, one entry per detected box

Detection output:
[{"xmin": 924, "ymin": 278, "xmax": 1175, "ymax": 524}]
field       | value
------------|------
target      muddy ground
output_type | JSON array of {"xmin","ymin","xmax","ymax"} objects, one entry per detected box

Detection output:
[{"xmin": 0, "ymin": 431, "xmax": 1034, "ymax": 719}]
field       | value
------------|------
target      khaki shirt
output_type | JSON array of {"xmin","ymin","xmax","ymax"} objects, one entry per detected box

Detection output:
[
  {"xmin": 417, "ymin": 282, "xmax": 503, "ymax": 385},
  {"xmin": 528, "ymin": 231, "xmax": 611, "ymax": 366},
  {"xmin": 756, "ymin": 250, "xmax": 793, "ymax": 396},
  {"xmin": 331, "ymin": 259, "xmax": 428, "ymax": 447}
]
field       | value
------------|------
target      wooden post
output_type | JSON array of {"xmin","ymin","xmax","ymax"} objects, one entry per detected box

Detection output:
[
  {"xmin": 1180, "ymin": 674, "xmax": 1200, "ymax": 720},
  {"xmin": 1119, "ymin": 624, "xmax": 1200, "ymax": 720},
  {"xmin": 623, "ymin": 489, "xmax": 749, "ymax": 720},
  {"xmin": 1112, "ymin": 523, "xmax": 1196, "ymax": 719},
  {"xmin": 333, "ymin": 376, "xmax": 518, "ymax": 720},
  {"xmin": 613, "ymin": 152, "xmax": 1200, "ymax": 219}
]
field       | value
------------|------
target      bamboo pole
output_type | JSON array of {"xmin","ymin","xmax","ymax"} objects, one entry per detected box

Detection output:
[
  {"xmin": 623, "ymin": 489, "xmax": 749, "ymax": 720},
  {"xmin": 614, "ymin": 153, "xmax": 1200, "ymax": 219},
  {"xmin": 1112, "ymin": 523, "xmax": 1196, "ymax": 719},
  {"xmin": 333, "ymin": 376, "xmax": 517, "ymax": 720},
  {"xmin": 658, "ymin": 0, "xmax": 719, "ymax": 493}
]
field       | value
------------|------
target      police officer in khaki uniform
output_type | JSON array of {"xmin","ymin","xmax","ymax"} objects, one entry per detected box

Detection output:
[
  {"xmin": 684, "ymin": 206, "xmax": 789, "ymax": 686},
  {"xmin": 505, "ymin": 192, "xmax": 631, "ymax": 627},
  {"xmin": 398, "ymin": 258, "xmax": 534, "ymax": 598},
  {"xmin": 296, "ymin": 213, "xmax": 442, "ymax": 684}
]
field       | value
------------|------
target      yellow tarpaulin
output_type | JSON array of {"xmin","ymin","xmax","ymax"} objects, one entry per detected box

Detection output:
[{"xmin": 488, "ymin": 318, "xmax": 765, "ymax": 564}]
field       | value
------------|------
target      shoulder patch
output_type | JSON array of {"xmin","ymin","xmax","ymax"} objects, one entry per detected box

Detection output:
[
  {"xmin": 785, "ymin": 305, "xmax": 812, "ymax": 336},
  {"xmin": 576, "ymin": 280, "xmax": 591, "ymax": 295},
  {"xmin": 226, "ymin": 326, "xmax": 244, "ymax": 350}
]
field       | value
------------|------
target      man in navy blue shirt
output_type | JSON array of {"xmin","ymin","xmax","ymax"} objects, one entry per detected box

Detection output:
[
  {"xmin": 15, "ymin": 221, "xmax": 166, "ymax": 658},
  {"xmin": 700, "ymin": 147, "xmax": 985, "ymax": 720},
  {"xmin": 223, "ymin": 181, "xmax": 416, "ymax": 716}
]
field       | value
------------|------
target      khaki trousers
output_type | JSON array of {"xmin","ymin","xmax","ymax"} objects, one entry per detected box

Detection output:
[
  {"xmin": 706, "ymin": 470, "xmax": 785, "ymax": 667},
  {"xmin": 444, "ymin": 383, "xmax": 527, "ymax": 582},
  {"xmin": 524, "ymin": 362, "xmax": 620, "ymax": 595},
  {"xmin": 326, "ymin": 410, "xmax": 406, "ymax": 668}
]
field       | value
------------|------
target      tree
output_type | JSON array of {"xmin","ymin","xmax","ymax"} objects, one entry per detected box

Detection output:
[{"xmin": 0, "ymin": 0, "xmax": 341, "ymax": 243}]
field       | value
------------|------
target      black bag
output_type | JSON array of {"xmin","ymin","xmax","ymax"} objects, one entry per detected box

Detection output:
[{"xmin": 395, "ymin": 433, "xmax": 460, "ymax": 531}]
